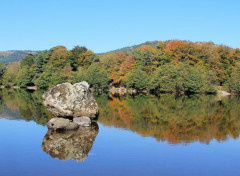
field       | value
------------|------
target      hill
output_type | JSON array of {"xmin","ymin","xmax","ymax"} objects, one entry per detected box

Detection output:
[
  {"xmin": 99, "ymin": 41, "xmax": 160, "ymax": 55},
  {"xmin": 0, "ymin": 50, "xmax": 38, "ymax": 64}
]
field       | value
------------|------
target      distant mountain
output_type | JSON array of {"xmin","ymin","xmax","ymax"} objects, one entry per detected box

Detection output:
[
  {"xmin": 0, "ymin": 50, "xmax": 38, "ymax": 64},
  {"xmin": 99, "ymin": 41, "xmax": 160, "ymax": 55},
  {"xmin": 0, "ymin": 41, "xmax": 159, "ymax": 63}
]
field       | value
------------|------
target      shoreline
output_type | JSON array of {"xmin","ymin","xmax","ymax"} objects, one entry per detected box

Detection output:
[{"xmin": 0, "ymin": 85, "xmax": 236, "ymax": 96}]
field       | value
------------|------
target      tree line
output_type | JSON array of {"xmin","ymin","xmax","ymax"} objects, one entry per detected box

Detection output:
[{"xmin": 0, "ymin": 40, "xmax": 240, "ymax": 94}]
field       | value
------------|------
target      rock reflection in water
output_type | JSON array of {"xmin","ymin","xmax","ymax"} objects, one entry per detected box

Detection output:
[{"xmin": 41, "ymin": 122, "xmax": 99, "ymax": 162}]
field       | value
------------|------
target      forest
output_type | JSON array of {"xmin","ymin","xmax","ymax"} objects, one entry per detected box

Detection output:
[{"xmin": 0, "ymin": 40, "xmax": 240, "ymax": 94}]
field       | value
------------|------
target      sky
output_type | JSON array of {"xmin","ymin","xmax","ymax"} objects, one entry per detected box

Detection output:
[{"xmin": 0, "ymin": 0, "xmax": 239, "ymax": 53}]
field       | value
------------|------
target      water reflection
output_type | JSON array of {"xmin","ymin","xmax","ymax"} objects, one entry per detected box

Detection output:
[
  {"xmin": 96, "ymin": 94, "xmax": 240, "ymax": 144},
  {"xmin": 0, "ymin": 89, "xmax": 240, "ymax": 145},
  {"xmin": 41, "ymin": 122, "xmax": 99, "ymax": 161},
  {"xmin": 0, "ymin": 89, "xmax": 51, "ymax": 125}
]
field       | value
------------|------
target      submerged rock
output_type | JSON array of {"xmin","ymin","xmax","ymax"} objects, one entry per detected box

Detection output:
[
  {"xmin": 42, "ymin": 123, "xmax": 99, "ymax": 162},
  {"xmin": 73, "ymin": 116, "xmax": 91, "ymax": 127},
  {"xmin": 47, "ymin": 118, "xmax": 79, "ymax": 131},
  {"xmin": 42, "ymin": 81, "xmax": 99, "ymax": 119}
]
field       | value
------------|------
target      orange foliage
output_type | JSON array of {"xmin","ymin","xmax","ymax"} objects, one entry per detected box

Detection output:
[
  {"xmin": 49, "ymin": 46, "xmax": 71, "ymax": 68},
  {"xmin": 136, "ymin": 45, "xmax": 155, "ymax": 53},
  {"xmin": 106, "ymin": 52, "xmax": 128, "ymax": 85},
  {"xmin": 109, "ymin": 97, "xmax": 134, "ymax": 127},
  {"xmin": 8, "ymin": 61, "xmax": 20, "ymax": 71},
  {"xmin": 62, "ymin": 63, "xmax": 72, "ymax": 77}
]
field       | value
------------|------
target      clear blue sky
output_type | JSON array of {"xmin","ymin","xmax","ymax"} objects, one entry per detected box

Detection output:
[{"xmin": 0, "ymin": 0, "xmax": 239, "ymax": 52}]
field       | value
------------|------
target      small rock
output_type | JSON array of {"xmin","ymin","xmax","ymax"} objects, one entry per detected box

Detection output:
[
  {"xmin": 47, "ymin": 118, "xmax": 79, "ymax": 131},
  {"xmin": 65, "ymin": 121, "xmax": 79, "ymax": 130},
  {"xmin": 73, "ymin": 116, "xmax": 91, "ymax": 127},
  {"xmin": 218, "ymin": 90, "xmax": 231, "ymax": 97}
]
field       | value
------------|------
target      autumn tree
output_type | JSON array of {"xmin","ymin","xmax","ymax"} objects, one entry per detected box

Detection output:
[
  {"xmin": 49, "ymin": 46, "xmax": 71, "ymax": 68},
  {"xmin": 2, "ymin": 62, "xmax": 20, "ymax": 86}
]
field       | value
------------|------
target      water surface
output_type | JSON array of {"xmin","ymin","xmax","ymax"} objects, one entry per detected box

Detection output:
[{"xmin": 0, "ymin": 89, "xmax": 240, "ymax": 176}]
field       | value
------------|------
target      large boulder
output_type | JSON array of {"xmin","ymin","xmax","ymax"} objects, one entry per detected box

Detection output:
[
  {"xmin": 42, "ymin": 81, "xmax": 98, "ymax": 119},
  {"xmin": 42, "ymin": 123, "xmax": 99, "ymax": 162}
]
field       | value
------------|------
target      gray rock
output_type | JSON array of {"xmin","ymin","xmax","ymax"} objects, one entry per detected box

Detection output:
[
  {"xmin": 47, "ymin": 118, "xmax": 79, "ymax": 131},
  {"xmin": 42, "ymin": 81, "xmax": 99, "ymax": 119},
  {"xmin": 73, "ymin": 116, "xmax": 91, "ymax": 127},
  {"xmin": 218, "ymin": 90, "xmax": 231, "ymax": 97},
  {"xmin": 42, "ymin": 123, "xmax": 99, "ymax": 162}
]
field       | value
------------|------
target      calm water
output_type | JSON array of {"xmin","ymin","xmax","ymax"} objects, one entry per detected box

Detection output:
[{"xmin": 0, "ymin": 89, "xmax": 240, "ymax": 176}]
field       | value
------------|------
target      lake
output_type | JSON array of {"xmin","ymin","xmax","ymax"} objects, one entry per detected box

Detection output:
[{"xmin": 0, "ymin": 89, "xmax": 240, "ymax": 176}]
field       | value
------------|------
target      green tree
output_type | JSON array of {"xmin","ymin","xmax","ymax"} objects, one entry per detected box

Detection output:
[
  {"xmin": 33, "ymin": 50, "xmax": 51, "ymax": 81},
  {"xmin": 34, "ymin": 65, "xmax": 66, "ymax": 88},
  {"xmin": 150, "ymin": 64, "xmax": 178, "ymax": 92},
  {"xmin": 20, "ymin": 54, "xmax": 34, "ymax": 68},
  {"xmin": 226, "ymin": 66, "xmax": 240, "ymax": 93},
  {"xmin": 201, "ymin": 71, "xmax": 218, "ymax": 94},
  {"xmin": 16, "ymin": 66, "xmax": 34, "ymax": 87},
  {"xmin": 17, "ymin": 54, "xmax": 35, "ymax": 87},
  {"xmin": 125, "ymin": 69, "xmax": 149, "ymax": 90},
  {"xmin": 70, "ymin": 46, "xmax": 88, "ymax": 70},
  {"xmin": 85, "ymin": 63, "xmax": 110, "ymax": 89},
  {"xmin": 68, "ymin": 70, "xmax": 86, "ymax": 84},
  {"xmin": 0, "ymin": 63, "xmax": 6, "ymax": 84},
  {"xmin": 183, "ymin": 68, "xmax": 203, "ymax": 93}
]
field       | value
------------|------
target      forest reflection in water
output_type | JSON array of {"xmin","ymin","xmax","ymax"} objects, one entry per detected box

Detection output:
[
  {"xmin": 0, "ymin": 89, "xmax": 51, "ymax": 125},
  {"xmin": 0, "ymin": 89, "xmax": 240, "ymax": 147},
  {"xmin": 96, "ymin": 93, "xmax": 240, "ymax": 144}
]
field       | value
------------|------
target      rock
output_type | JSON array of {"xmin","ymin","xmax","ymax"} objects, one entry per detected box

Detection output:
[
  {"xmin": 218, "ymin": 90, "xmax": 231, "ymax": 97},
  {"xmin": 26, "ymin": 86, "xmax": 39, "ymax": 90},
  {"xmin": 42, "ymin": 81, "xmax": 99, "ymax": 119},
  {"xmin": 73, "ymin": 116, "xmax": 91, "ymax": 127},
  {"xmin": 47, "ymin": 118, "xmax": 79, "ymax": 131},
  {"xmin": 42, "ymin": 123, "xmax": 99, "ymax": 161}
]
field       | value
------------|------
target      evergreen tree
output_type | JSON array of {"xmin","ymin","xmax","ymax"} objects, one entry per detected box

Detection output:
[
  {"xmin": 86, "ymin": 63, "xmax": 110, "ymax": 89},
  {"xmin": 125, "ymin": 69, "xmax": 149, "ymax": 90}
]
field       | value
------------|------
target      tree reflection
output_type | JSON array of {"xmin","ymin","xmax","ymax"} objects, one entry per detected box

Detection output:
[
  {"xmin": 0, "ymin": 89, "xmax": 51, "ymax": 125},
  {"xmin": 96, "ymin": 94, "xmax": 240, "ymax": 144},
  {"xmin": 0, "ymin": 89, "xmax": 240, "ymax": 145}
]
